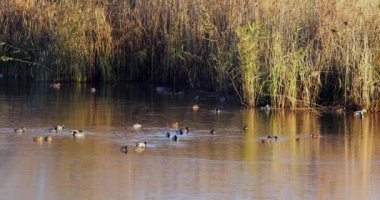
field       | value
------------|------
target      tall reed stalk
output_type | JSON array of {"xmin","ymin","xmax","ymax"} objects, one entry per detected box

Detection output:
[{"xmin": 0, "ymin": 0, "xmax": 379, "ymax": 108}]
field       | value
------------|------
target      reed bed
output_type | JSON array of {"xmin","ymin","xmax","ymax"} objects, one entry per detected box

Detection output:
[{"xmin": 0, "ymin": 0, "xmax": 380, "ymax": 108}]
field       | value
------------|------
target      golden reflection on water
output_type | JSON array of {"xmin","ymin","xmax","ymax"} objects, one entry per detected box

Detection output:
[{"xmin": 0, "ymin": 82, "xmax": 379, "ymax": 199}]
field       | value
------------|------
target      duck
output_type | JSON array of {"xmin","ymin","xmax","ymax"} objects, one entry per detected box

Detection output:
[
  {"xmin": 136, "ymin": 142, "xmax": 147, "ymax": 149},
  {"xmin": 260, "ymin": 104, "xmax": 271, "ymax": 111},
  {"xmin": 120, "ymin": 145, "xmax": 128, "ymax": 154},
  {"xmin": 49, "ymin": 124, "xmax": 64, "ymax": 133},
  {"xmin": 210, "ymin": 129, "xmax": 216, "ymax": 134},
  {"xmin": 71, "ymin": 130, "xmax": 84, "ymax": 137},
  {"xmin": 335, "ymin": 105, "xmax": 346, "ymax": 113},
  {"xmin": 215, "ymin": 108, "xmax": 221, "ymax": 114},
  {"xmin": 49, "ymin": 128, "xmax": 58, "ymax": 133},
  {"xmin": 176, "ymin": 129, "xmax": 183, "ymax": 135},
  {"xmin": 192, "ymin": 104, "xmax": 200, "ymax": 111},
  {"xmin": 56, "ymin": 125, "xmax": 64, "ymax": 131},
  {"xmin": 133, "ymin": 123, "xmax": 142, "ymax": 130},
  {"xmin": 172, "ymin": 135, "xmax": 178, "ymax": 141},
  {"xmin": 243, "ymin": 125, "xmax": 248, "ymax": 131},
  {"xmin": 309, "ymin": 134, "xmax": 320, "ymax": 139},
  {"xmin": 265, "ymin": 104, "xmax": 271, "ymax": 111},
  {"xmin": 260, "ymin": 136, "xmax": 278, "ymax": 143},
  {"xmin": 185, "ymin": 127, "xmax": 190, "ymax": 133},
  {"xmin": 44, "ymin": 136, "xmax": 53, "ymax": 142},
  {"xmin": 194, "ymin": 95, "xmax": 200, "ymax": 102},
  {"xmin": 156, "ymin": 86, "xmax": 170, "ymax": 94},
  {"xmin": 260, "ymin": 136, "xmax": 272, "ymax": 143},
  {"xmin": 90, "ymin": 88, "xmax": 96, "ymax": 93},
  {"xmin": 33, "ymin": 136, "xmax": 44, "ymax": 142},
  {"xmin": 14, "ymin": 127, "xmax": 27, "ymax": 133},
  {"xmin": 49, "ymin": 82, "xmax": 61, "ymax": 90},
  {"xmin": 354, "ymin": 109, "xmax": 366, "ymax": 118},
  {"xmin": 165, "ymin": 132, "xmax": 171, "ymax": 138}
]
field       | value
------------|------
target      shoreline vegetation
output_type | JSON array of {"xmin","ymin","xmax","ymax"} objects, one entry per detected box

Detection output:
[{"xmin": 1, "ymin": 0, "xmax": 380, "ymax": 109}]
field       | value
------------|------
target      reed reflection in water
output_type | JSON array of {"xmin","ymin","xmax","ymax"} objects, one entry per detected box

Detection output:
[{"xmin": 0, "ymin": 81, "xmax": 379, "ymax": 199}]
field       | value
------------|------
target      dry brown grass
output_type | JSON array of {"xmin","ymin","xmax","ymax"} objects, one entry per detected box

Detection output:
[{"xmin": 0, "ymin": 0, "xmax": 379, "ymax": 108}]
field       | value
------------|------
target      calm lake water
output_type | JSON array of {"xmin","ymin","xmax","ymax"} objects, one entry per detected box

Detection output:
[{"xmin": 0, "ymin": 80, "xmax": 380, "ymax": 200}]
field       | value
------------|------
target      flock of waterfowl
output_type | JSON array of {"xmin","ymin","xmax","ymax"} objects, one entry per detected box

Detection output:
[
  {"xmin": 13, "ymin": 124, "xmax": 86, "ymax": 143},
  {"xmin": 118, "ymin": 99, "xmax": 368, "ymax": 153},
  {"xmin": 11, "ymin": 84, "xmax": 369, "ymax": 155}
]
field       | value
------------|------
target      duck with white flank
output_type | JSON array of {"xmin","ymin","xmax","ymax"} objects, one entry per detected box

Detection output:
[
  {"xmin": 354, "ymin": 109, "xmax": 366, "ymax": 118},
  {"xmin": 71, "ymin": 130, "xmax": 84, "ymax": 138},
  {"xmin": 260, "ymin": 136, "xmax": 278, "ymax": 143},
  {"xmin": 136, "ymin": 142, "xmax": 147, "ymax": 149},
  {"xmin": 133, "ymin": 123, "xmax": 142, "ymax": 130},
  {"xmin": 14, "ymin": 127, "xmax": 27, "ymax": 134},
  {"xmin": 33, "ymin": 136, "xmax": 44, "ymax": 142},
  {"xmin": 45, "ymin": 136, "xmax": 53, "ymax": 142},
  {"xmin": 49, "ymin": 125, "xmax": 64, "ymax": 133},
  {"xmin": 120, "ymin": 145, "xmax": 128, "ymax": 154}
]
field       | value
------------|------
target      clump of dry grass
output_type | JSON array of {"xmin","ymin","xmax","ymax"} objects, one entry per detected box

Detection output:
[{"xmin": 0, "ymin": 0, "xmax": 379, "ymax": 108}]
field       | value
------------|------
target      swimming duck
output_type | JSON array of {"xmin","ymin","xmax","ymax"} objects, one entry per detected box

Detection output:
[
  {"xmin": 49, "ymin": 125, "xmax": 64, "ymax": 133},
  {"xmin": 176, "ymin": 129, "xmax": 183, "ymax": 135},
  {"xmin": 265, "ymin": 104, "xmax": 271, "ymax": 111},
  {"xmin": 185, "ymin": 127, "xmax": 190, "ymax": 133},
  {"xmin": 309, "ymin": 134, "xmax": 320, "ymax": 139},
  {"xmin": 14, "ymin": 127, "xmax": 27, "ymax": 133},
  {"xmin": 166, "ymin": 132, "xmax": 171, "ymax": 138},
  {"xmin": 49, "ymin": 128, "xmax": 58, "ymax": 133},
  {"xmin": 120, "ymin": 145, "xmax": 128, "ymax": 154},
  {"xmin": 172, "ymin": 135, "xmax": 178, "ymax": 141},
  {"xmin": 44, "ymin": 136, "xmax": 53, "ymax": 142},
  {"xmin": 90, "ymin": 88, "xmax": 96, "ymax": 93},
  {"xmin": 354, "ymin": 109, "xmax": 366, "ymax": 118},
  {"xmin": 243, "ymin": 125, "xmax": 248, "ymax": 131},
  {"xmin": 49, "ymin": 82, "xmax": 61, "ymax": 90},
  {"xmin": 136, "ymin": 142, "xmax": 147, "ymax": 148},
  {"xmin": 192, "ymin": 104, "xmax": 200, "ymax": 111},
  {"xmin": 133, "ymin": 123, "xmax": 142, "ymax": 129},
  {"xmin": 335, "ymin": 105, "xmax": 346, "ymax": 113},
  {"xmin": 56, "ymin": 125, "xmax": 64, "ymax": 131},
  {"xmin": 260, "ymin": 136, "xmax": 272, "ymax": 143},
  {"xmin": 210, "ymin": 129, "xmax": 216, "ymax": 134},
  {"xmin": 194, "ymin": 95, "xmax": 200, "ymax": 102},
  {"xmin": 71, "ymin": 130, "xmax": 84, "ymax": 137},
  {"xmin": 215, "ymin": 108, "xmax": 221, "ymax": 114},
  {"xmin": 260, "ymin": 136, "xmax": 278, "ymax": 143},
  {"xmin": 33, "ymin": 136, "xmax": 44, "ymax": 142},
  {"xmin": 156, "ymin": 86, "xmax": 170, "ymax": 94},
  {"xmin": 260, "ymin": 104, "xmax": 271, "ymax": 111}
]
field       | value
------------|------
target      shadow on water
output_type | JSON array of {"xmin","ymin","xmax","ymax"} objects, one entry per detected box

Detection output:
[{"xmin": 0, "ymin": 80, "xmax": 379, "ymax": 199}]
